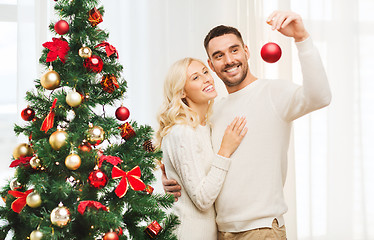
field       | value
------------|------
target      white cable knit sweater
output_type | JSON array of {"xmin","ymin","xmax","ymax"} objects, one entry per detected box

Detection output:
[
  {"xmin": 211, "ymin": 37, "xmax": 331, "ymax": 232},
  {"xmin": 161, "ymin": 124, "xmax": 231, "ymax": 240}
]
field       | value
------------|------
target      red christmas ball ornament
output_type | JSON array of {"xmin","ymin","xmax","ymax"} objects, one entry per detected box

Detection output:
[
  {"xmin": 115, "ymin": 106, "xmax": 130, "ymax": 121},
  {"xmin": 83, "ymin": 55, "xmax": 103, "ymax": 73},
  {"xmin": 261, "ymin": 42, "xmax": 282, "ymax": 63},
  {"xmin": 21, "ymin": 106, "xmax": 35, "ymax": 121},
  {"xmin": 115, "ymin": 227, "xmax": 123, "ymax": 236},
  {"xmin": 103, "ymin": 231, "xmax": 119, "ymax": 240},
  {"xmin": 88, "ymin": 169, "xmax": 108, "ymax": 189},
  {"xmin": 54, "ymin": 20, "xmax": 69, "ymax": 35}
]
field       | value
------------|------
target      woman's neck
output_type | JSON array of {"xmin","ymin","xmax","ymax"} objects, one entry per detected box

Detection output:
[{"xmin": 190, "ymin": 103, "xmax": 209, "ymax": 125}]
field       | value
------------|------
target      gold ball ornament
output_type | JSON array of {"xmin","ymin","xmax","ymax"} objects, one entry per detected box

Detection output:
[
  {"xmin": 49, "ymin": 129, "xmax": 68, "ymax": 150},
  {"xmin": 86, "ymin": 125, "xmax": 105, "ymax": 146},
  {"xmin": 12, "ymin": 143, "xmax": 34, "ymax": 159},
  {"xmin": 78, "ymin": 46, "xmax": 92, "ymax": 59},
  {"xmin": 10, "ymin": 179, "xmax": 22, "ymax": 191},
  {"xmin": 26, "ymin": 192, "xmax": 42, "ymax": 208},
  {"xmin": 66, "ymin": 89, "xmax": 82, "ymax": 107},
  {"xmin": 30, "ymin": 230, "xmax": 43, "ymax": 240},
  {"xmin": 50, "ymin": 203, "xmax": 71, "ymax": 227},
  {"xmin": 30, "ymin": 156, "xmax": 42, "ymax": 170},
  {"xmin": 40, "ymin": 69, "xmax": 61, "ymax": 90},
  {"xmin": 65, "ymin": 153, "xmax": 81, "ymax": 170}
]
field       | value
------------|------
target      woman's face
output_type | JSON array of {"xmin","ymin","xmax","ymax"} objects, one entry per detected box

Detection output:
[{"xmin": 183, "ymin": 60, "xmax": 217, "ymax": 106}]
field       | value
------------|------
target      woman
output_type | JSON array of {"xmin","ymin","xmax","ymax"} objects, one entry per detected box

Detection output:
[{"xmin": 155, "ymin": 57, "xmax": 247, "ymax": 239}]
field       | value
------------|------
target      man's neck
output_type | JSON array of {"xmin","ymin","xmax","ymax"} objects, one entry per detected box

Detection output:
[{"xmin": 226, "ymin": 73, "xmax": 258, "ymax": 94}]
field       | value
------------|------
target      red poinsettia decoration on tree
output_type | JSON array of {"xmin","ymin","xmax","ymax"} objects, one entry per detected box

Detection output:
[{"xmin": 42, "ymin": 37, "xmax": 70, "ymax": 63}]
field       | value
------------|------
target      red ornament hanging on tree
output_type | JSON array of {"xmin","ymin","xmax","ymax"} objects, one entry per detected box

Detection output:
[
  {"xmin": 83, "ymin": 55, "xmax": 103, "ymax": 73},
  {"xmin": 103, "ymin": 231, "xmax": 119, "ymax": 240},
  {"xmin": 21, "ymin": 107, "xmax": 35, "ymax": 121},
  {"xmin": 54, "ymin": 20, "xmax": 69, "ymax": 35},
  {"xmin": 115, "ymin": 106, "xmax": 130, "ymax": 121},
  {"xmin": 260, "ymin": 42, "xmax": 282, "ymax": 63},
  {"xmin": 88, "ymin": 169, "xmax": 108, "ymax": 189}
]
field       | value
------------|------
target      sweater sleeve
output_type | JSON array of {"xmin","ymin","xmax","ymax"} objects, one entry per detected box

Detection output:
[
  {"xmin": 162, "ymin": 125, "xmax": 231, "ymax": 211},
  {"xmin": 270, "ymin": 37, "xmax": 332, "ymax": 122}
]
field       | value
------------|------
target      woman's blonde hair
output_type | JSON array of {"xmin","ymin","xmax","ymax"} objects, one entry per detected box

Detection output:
[{"xmin": 155, "ymin": 57, "xmax": 214, "ymax": 149}]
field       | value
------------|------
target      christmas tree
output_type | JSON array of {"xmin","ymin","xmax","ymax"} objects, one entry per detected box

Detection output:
[{"xmin": 0, "ymin": 0, "xmax": 178, "ymax": 239}]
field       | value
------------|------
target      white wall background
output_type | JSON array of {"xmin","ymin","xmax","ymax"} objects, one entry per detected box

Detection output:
[{"xmin": 0, "ymin": 0, "xmax": 373, "ymax": 239}]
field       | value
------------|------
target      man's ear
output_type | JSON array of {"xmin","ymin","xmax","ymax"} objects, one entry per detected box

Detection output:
[
  {"xmin": 244, "ymin": 45, "xmax": 250, "ymax": 59},
  {"xmin": 207, "ymin": 58, "xmax": 216, "ymax": 73}
]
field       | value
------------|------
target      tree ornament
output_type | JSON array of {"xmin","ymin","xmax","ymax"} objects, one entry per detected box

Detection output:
[
  {"xmin": 54, "ymin": 20, "xmax": 69, "ymax": 35},
  {"xmin": 143, "ymin": 185, "xmax": 154, "ymax": 195},
  {"xmin": 65, "ymin": 153, "xmax": 81, "ymax": 170},
  {"xmin": 21, "ymin": 106, "xmax": 35, "ymax": 121},
  {"xmin": 42, "ymin": 38, "xmax": 70, "ymax": 63},
  {"xmin": 49, "ymin": 129, "xmax": 68, "ymax": 150},
  {"xmin": 88, "ymin": 7, "xmax": 103, "ymax": 27},
  {"xmin": 41, "ymin": 67, "xmax": 61, "ymax": 90},
  {"xmin": 88, "ymin": 169, "xmax": 108, "ymax": 189},
  {"xmin": 78, "ymin": 140, "xmax": 92, "ymax": 152},
  {"xmin": 26, "ymin": 191, "xmax": 42, "ymax": 208},
  {"xmin": 144, "ymin": 220, "xmax": 162, "ymax": 238},
  {"xmin": 112, "ymin": 166, "xmax": 146, "ymax": 198},
  {"xmin": 83, "ymin": 55, "xmax": 103, "ymax": 73},
  {"xmin": 8, "ymin": 189, "xmax": 33, "ymax": 213},
  {"xmin": 143, "ymin": 140, "xmax": 155, "ymax": 153},
  {"xmin": 12, "ymin": 143, "xmax": 34, "ymax": 159},
  {"xmin": 40, "ymin": 98, "xmax": 58, "ymax": 133},
  {"xmin": 101, "ymin": 74, "xmax": 119, "ymax": 93},
  {"xmin": 9, "ymin": 179, "xmax": 22, "ymax": 191},
  {"xmin": 66, "ymin": 89, "xmax": 82, "ymax": 107},
  {"xmin": 261, "ymin": 42, "xmax": 282, "ymax": 63},
  {"xmin": 30, "ymin": 230, "xmax": 43, "ymax": 240},
  {"xmin": 77, "ymin": 200, "xmax": 108, "ymax": 215},
  {"xmin": 115, "ymin": 106, "xmax": 130, "ymax": 121},
  {"xmin": 115, "ymin": 227, "xmax": 123, "ymax": 236},
  {"xmin": 95, "ymin": 42, "xmax": 119, "ymax": 58},
  {"xmin": 119, "ymin": 122, "xmax": 136, "ymax": 140},
  {"xmin": 86, "ymin": 124, "xmax": 105, "ymax": 146},
  {"xmin": 103, "ymin": 231, "xmax": 119, "ymax": 240},
  {"xmin": 30, "ymin": 156, "xmax": 42, "ymax": 170},
  {"xmin": 50, "ymin": 202, "xmax": 71, "ymax": 227},
  {"xmin": 78, "ymin": 46, "xmax": 92, "ymax": 59}
]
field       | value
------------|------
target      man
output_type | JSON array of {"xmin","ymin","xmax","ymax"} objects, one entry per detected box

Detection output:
[{"xmin": 161, "ymin": 10, "xmax": 331, "ymax": 239}]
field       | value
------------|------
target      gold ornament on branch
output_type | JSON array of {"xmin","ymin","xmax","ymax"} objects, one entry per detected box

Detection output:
[
  {"xmin": 66, "ymin": 89, "xmax": 82, "ymax": 107},
  {"xmin": 40, "ymin": 66, "xmax": 61, "ymax": 90},
  {"xmin": 30, "ymin": 230, "xmax": 43, "ymax": 240},
  {"xmin": 26, "ymin": 192, "xmax": 42, "ymax": 208},
  {"xmin": 65, "ymin": 153, "xmax": 81, "ymax": 170},
  {"xmin": 86, "ymin": 124, "xmax": 105, "ymax": 146},
  {"xmin": 49, "ymin": 129, "xmax": 68, "ymax": 150},
  {"xmin": 50, "ymin": 202, "xmax": 71, "ymax": 227},
  {"xmin": 30, "ymin": 156, "xmax": 42, "ymax": 170},
  {"xmin": 12, "ymin": 143, "xmax": 33, "ymax": 159},
  {"xmin": 9, "ymin": 179, "xmax": 22, "ymax": 191},
  {"xmin": 78, "ymin": 46, "xmax": 92, "ymax": 59}
]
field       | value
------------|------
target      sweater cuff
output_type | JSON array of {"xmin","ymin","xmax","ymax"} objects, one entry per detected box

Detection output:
[
  {"xmin": 212, "ymin": 155, "xmax": 231, "ymax": 171},
  {"xmin": 295, "ymin": 36, "xmax": 313, "ymax": 54}
]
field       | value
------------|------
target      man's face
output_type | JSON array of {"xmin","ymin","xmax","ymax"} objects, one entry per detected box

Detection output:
[{"xmin": 206, "ymin": 34, "xmax": 250, "ymax": 88}]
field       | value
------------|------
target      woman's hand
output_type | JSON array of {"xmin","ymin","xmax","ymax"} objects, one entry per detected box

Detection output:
[{"xmin": 218, "ymin": 116, "xmax": 248, "ymax": 158}]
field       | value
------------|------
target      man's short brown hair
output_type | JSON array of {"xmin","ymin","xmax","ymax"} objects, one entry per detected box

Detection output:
[{"xmin": 204, "ymin": 25, "xmax": 244, "ymax": 55}]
